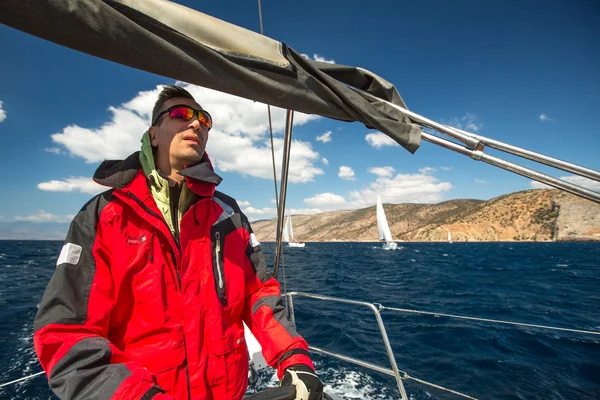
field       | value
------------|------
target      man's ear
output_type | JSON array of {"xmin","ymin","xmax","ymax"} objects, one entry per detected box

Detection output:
[{"xmin": 148, "ymin": 126, "xmax": 158, "ymax": 147}]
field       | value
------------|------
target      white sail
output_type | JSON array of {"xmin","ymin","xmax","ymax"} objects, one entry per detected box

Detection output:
[
  {"xmin": 376, "ymin": 195, "xmax": 394, "ymax": 242},
  {"xmin": 284, "ymin": 215, "xmax": 305, "ymax": 247},
  {"xmin": 283, "ymin": 216, "xmax": 290, "ymax": 242},
  {"xmin": 289, "ymin": 216, "xmax": 295, "ymax": 241},
  {"xmin": 448, "ymin": 231, "xmax": 452, "ymax": 243}
]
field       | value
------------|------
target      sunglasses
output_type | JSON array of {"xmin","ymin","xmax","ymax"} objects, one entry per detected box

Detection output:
[{"xmin": 152, "ymin": 105, "xmax": 213, "ymax": 130}]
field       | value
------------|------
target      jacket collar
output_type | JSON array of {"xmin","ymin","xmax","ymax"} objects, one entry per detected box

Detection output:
[
  {"xmin": 93, "ymin": 151, "xmax": 222, "ymax": 196},
  {"xmin": 179, "ymin": 154, "xmax": 222, "ymax": 197}
]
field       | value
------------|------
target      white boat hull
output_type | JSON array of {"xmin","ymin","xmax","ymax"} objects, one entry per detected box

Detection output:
[
  {"xmin": 288, "ymin": 242, "xmax": 306, "ymax": 247},
  {"xmin": 381, "ymin": 241, "xmax": 397, "ymax": 250}
]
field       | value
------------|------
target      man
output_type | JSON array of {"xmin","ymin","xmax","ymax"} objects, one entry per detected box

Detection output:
[{"xmin": 34, "ymin": 85, "xmax": 323, "ymax": 400}]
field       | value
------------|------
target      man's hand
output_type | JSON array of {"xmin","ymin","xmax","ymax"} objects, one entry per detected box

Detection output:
[{"xmin": 281, "ymin": 364, "xmax": 323, "ymax": 400}]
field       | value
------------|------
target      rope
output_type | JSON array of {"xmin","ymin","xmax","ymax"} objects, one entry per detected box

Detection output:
[
  {"xmin": 380, "ymin": 306, "xmax": 600, "ymax": 336},
  {"xmin": 0, "ymin": 371, "xmax": 45, "ymax": 389}
]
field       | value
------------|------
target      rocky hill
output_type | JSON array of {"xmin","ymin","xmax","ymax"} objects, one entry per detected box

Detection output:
[{"xmin": 250, "ymin": 189, "xmax": 600, "ymax": 242}]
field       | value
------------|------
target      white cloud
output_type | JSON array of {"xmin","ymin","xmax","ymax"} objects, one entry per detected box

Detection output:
[
  {"xmin": 251, "ymin": 170, "xmax": 453, "ymax": 219},
  {"xmin": 300, "ymin": 54, "xmax": 336, "ymax": 64},
  {"xmin": 475, "ymin": 179, "xmax": 488, "ymax": 184},
  {"xmin": 462, "ymin": 113, "xmax": 482, "ymax": 132},
  {"xmin": 44, "ymin": 147, "xmax": 64, "ymax": 155},
  {"xmin": 348, "ymin": 172, "xmax": 452, "ymax": 207},
  {"xmin": 445, "ymin": 113, "xmax": 482, "ymax": 133},
  {"xmin": 338, "ymin": 166, "xmax": 355, "ymax": 181},
  {"xmin": 237, "ymin": 200, "xmax": 251, "ymax": 207},
  {"xmin": 304, "ymin": 193, "xmax": 347, "ymax": 207},
  {"xmin": 530, "ymin": 175, "xmax": 600, "ymax": 192},
  {"xmin": 14, "ymin": 210, "xmax": 74, "ymax": 223},
  {"xmin": 313, "ymin": 54, "xmax": 335, "ymax": 64},
  {"xmin": 49, "ymin": 83, "xmax": 323, "ymax": 182},
  {"xmin": 242, "ymin": 206, "xmax": 326, "ymax": 221},
  {"xmin": 365, "ymin": 132, "xmax": 397, "ymax": 149},
  {"xmin": 287, "ymin": 208, "xmax": 324, "ymax": 215},
  {"xmin": 37, "ymin": 177, "xmax": 106, "ymax": 195},
  {"xmin": 539, "ymin": 113, "xmax": 553, "ymax": 122},
  {"xmin": 0, "ymin": 100, "xmax": 6, "ymax": 122},
  {"xmin": 441, "ymin": 166, "xmax": 453, "ymax": 171},
  {"xmin": 368, "ymin": 166, "xmax": 395, "ymax": 178},
  {"xmin": 51, "ymin": 106, "xmax": 150, "ymax": 163},
  {"xmin": 243, "ymin": 206, "xmax": 276, "ymax": 216},
  {"xmin": 316, "ymin": 131, "xmax": 332, "ymax": 143},
  {"xmin": 322, "ymin": 157, "xmax": 329, "ymax": 165},
  {"xmin": 210, "ymin": 135, "xmax": 323, "ymax": 183},
  {"xmin": 419, "ymin": 167, "xmax": 437, "ymax": 175},
  {"xmin": 242, "ymin": 206, "xmax": 277, "ymax": 222}
]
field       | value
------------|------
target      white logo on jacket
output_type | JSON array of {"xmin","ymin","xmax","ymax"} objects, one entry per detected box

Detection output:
[{"xmin": 127, "ymin": 235, "xmax": 147, "ymax": 245}]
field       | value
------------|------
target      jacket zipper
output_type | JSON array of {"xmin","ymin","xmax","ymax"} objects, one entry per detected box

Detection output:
[
  {"xmin": 127, "ymin": 191, "xmax": 191, "ymax": 400},
  {"xmin": 215, "ymin": 231, "xmax": 224, "ymax": 290},
  {"xmin": 212, "ymin": 230, "xmax": 227, "ymax": 305},
  {"xmin": 169, "ymin": 185, "xmax": 181, "ymax": 246}
]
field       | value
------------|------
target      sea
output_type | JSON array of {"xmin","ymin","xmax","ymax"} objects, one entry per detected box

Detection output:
[{"xmin": 0, "ymin": 240, "xmax": 598, "ymax": 400}]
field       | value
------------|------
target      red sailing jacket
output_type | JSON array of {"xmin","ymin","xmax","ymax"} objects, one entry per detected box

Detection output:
[{"xmin": 33, "ymin": 152, "xmax": 313, "ymax": 400}]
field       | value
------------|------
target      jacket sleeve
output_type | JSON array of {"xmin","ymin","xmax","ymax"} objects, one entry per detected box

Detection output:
[
  {"xmin": 33, "ymin": 194, "xmax": 171, "ymax": 400},
  {"xmin": 240, "ymin": 214, "xmax": 315, "ymax": 379}
]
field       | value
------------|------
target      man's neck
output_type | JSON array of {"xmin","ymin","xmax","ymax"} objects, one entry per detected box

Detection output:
[{"xmin": 156, "ymin": 160, "xmax": 185, "ymax": 187}]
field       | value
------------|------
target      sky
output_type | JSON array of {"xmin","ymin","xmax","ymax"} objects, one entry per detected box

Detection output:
[{"xmin": 0, "ymin": 0, "xmax": 599, "ymax": 226}]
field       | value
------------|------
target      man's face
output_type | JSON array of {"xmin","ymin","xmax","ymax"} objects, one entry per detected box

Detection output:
[{"xmin": 149, "ymin": 97, "xmax": 210, "ymax": 170}]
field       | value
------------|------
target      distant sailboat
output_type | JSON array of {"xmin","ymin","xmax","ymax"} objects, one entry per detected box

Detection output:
[
  {"xmin": 283, "ymin": 216, "xmax": 305, "ymax": 248},
  {"xmin": 448, "ymin": 231, "xmax": 453, "ymax": 244},
  {"xmin": 376, "ymin": 195, "xmax": 398, "ymax": 250}
]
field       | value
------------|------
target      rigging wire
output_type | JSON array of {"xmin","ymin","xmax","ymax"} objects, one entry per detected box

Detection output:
[{"xmin": 257, "ymin": 0, "xmax": 288, "ymax": 298}]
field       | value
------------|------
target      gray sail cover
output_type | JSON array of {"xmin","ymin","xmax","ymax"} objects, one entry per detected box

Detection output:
[{"xmin": 0, "ymin": 0, "xmax": 421, "ymax": 153}]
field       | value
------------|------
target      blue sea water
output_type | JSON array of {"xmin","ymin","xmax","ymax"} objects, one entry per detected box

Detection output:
[{"xmin": 0, "ymin": 241, "xmax": 599, "ymax": 399}]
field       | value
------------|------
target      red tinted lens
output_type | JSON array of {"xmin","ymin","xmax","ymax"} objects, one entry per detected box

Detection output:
[
  {"xmin": 198, "ymin": 111, "xmax": 213, "ymax": 129},
  {"xmin": 169, "ymin": 106, "xmax": 194, "ymax": 121}
]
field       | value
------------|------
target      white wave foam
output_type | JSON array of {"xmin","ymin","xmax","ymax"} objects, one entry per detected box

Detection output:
[{"xmin": 246, "ymin": 364, "xmax": 400, "ymax": 399}]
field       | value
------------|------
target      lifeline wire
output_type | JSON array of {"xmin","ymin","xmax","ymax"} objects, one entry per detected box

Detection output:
[{"xmin": 0, "ymin": 371, "xmax": 45, "ymax": 388}]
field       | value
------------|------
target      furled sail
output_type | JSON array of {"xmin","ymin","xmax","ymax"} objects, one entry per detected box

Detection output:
[
  {"xmin": 0, "ymin": 0, "xmax": 420, "ymax": 153},
  {"xmin": 376, "ymin": 195, "xmax": 393, "ymax": 242}
]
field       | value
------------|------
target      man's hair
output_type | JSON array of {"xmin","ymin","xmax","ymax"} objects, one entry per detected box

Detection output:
[{"xmin": 151, "ymin": 85, "xmax": 196, "ymax": 126}]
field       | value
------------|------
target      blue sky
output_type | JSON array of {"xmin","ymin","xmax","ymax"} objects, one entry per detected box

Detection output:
[{"xmin": 0, "ymin": 0, "xmax": 599, "ymax": 225}]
